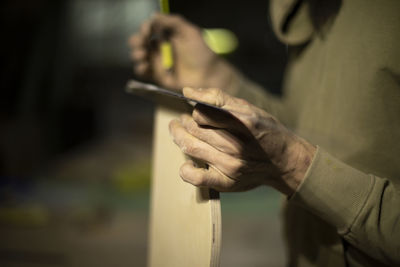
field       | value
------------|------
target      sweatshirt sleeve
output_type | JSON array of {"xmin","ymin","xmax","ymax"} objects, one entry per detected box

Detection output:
[{"xmin": 290, "ymin": 146, "xmax": 400, "ymax": 265}]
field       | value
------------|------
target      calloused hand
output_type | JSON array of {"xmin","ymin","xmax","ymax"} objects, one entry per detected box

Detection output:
[
  {"xmin": 129, "ymin": 13, "xmax": 236, "ymax": 92},
  {"xmin": 169, "ymin": 87, "xmax": 316, "ymax": 196}
]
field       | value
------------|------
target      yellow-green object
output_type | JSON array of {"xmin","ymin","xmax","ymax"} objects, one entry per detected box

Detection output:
[
  {"xmin": 159, "ymin": 0, "xmax": 170, "ymax": 14},
  {"xmin": 113, "ymin": 161, "xmax": 151, "ymax": 193},
  {"xmin": 161, "ymin": 41, "xmax": 174, "ymax": 69},
  {"xmin": 159, "ymin": 0, "xmax": 173, "ymax": 70},
  {"xmin": 0, "ymin": 204, "xmax": 49, "ymax": 227},
  {"xmin": 203, "ymin": 29, "xmax": 238, "ymax": 54}
]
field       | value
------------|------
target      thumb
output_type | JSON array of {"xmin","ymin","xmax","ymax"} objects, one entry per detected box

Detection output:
[
  {"xmin": 183, "ymin": 87, "xmax": 229, "ymax": 108},
  {"xmin": 183, "ymin": 87, "xmax": 244, "ymax": 130},
  {"xmin": 183, "ymin": 87, "xmax": 259, "ymax": 137}
]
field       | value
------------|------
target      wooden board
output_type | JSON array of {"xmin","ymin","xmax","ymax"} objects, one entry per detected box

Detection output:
[{"xmin": 148, "ymin": 104, "xmax": 221, "ymax": 267}]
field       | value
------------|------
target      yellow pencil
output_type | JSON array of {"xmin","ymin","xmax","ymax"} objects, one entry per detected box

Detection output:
[{"xmin": 159, "ymin": 0, "xmax": 174, "ymax": 70}]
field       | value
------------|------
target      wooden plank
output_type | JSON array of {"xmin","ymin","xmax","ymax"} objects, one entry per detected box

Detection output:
[{"xmin": 148, "ymin": 104, "xmax": 221, "ymax": 267}]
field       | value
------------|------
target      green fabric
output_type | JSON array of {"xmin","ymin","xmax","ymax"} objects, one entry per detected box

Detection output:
[
  {"xmin": 233, "ymin": 0, "xmax": 400, "ymax": 266},
  {"xmin": 269, "ymin": 0, "xmax": 314, "ymax": 45}
]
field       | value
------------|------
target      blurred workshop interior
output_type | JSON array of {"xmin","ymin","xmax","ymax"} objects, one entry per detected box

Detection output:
[{"xmin": 0, "ymin": 0, "xmax": 287, "ymax": 266}]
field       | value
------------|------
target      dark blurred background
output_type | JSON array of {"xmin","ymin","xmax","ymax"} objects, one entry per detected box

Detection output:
[{"xmin": 0, "ymin": 0, "xmax": 287, "ymax": 266}]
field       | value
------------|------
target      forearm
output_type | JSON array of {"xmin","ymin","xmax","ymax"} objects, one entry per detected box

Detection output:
[{"xmin": 290, "ymin": 147, "xmax": 400, "ymax": 265}]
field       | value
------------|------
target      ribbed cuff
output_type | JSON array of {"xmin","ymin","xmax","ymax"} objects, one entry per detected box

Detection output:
[{"xmin": 290, "ymin": 146, "xmax": 375, "ymax": 234}]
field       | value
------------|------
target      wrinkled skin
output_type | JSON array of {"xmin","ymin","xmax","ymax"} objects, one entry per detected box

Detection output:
[
  {"xmin": 169, "ymin": 87, "xmax": 316, "ymax": 196},
  {"xmin": 129, "ymin": 13, "xmax": 236, "ymax": 92}
]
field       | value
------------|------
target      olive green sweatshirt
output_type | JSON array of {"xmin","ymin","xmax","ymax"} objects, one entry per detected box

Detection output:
[{"xmin": 234, "ymin": 0, "xmax": 400, "ymax": 266}]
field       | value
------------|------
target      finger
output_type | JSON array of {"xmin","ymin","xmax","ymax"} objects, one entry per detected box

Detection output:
[
  {"xmin": 131, "ymin": 48, "xmax": 147, "ymax": 62},
  {"xmin": 183, "ymin": 86, "xmax": 249, "ymax": 126},
  {"xmin": 128, "ymin": 34, "xmax": 144, "ymax": 48},
  {"xmin": 150, "ymin": 50, "xmax": 177, "ymax": 89},
  {"xmin": 183, "ymin": 87, "xmax": 242, "ymax": 129},
  {"xmin": 183, "ymin": 87, "xmax": 254, "ymax": 114},
  {"xmin": 183, "ymin": 87, "xmax": 264, "ymax": 136},
  {"xmin": 169, "ymin": 119, "xmax": 245, "ymax": 178},
  {"xmin": 129, "ymin": 20, "xmax": 153, "ymax": 53},
  {"xmin": 179, "ymin": 160, "xmax": 236, "ymax": 192},
  {"xmin": 180, "ymin": 114, "xmax": 244, "ymax": 157},
  {"xmin": 140, "ymin": 19, "xmax": 152, "ymax": 37},
  {"xmin": 129, "ymin": 22, "xmax": 152, "ymax": 49},
  {"xmin": 192, "ymin": 104, "xmax": 245, "ymax": 130},
  {"xmin": 190, "ymin": 104, "xmax": 260, "ymax": 143},
  {"xmin": 183, "ymin": 87, "xmax": 229, "ymax": 108},
  {"xmin": 133, "ymin": 62, "xmax": 150, "ymax": 77}
]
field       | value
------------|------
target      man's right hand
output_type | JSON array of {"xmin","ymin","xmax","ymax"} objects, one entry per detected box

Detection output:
[{"xmin": 129, "ymin": 13, "xmax": 237, "ymax": 92}]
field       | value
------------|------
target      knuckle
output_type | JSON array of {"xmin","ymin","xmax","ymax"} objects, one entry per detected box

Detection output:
[
  {"xmin": 261, "ymin": 115, "xmax": 278, "ymax": 130},
  {"xmin": 224, "ymin": 143, "xmax": 241, "ymax": 156},
  {"xmin": 191, "ymin": 176, "xmax": 205, "ymax": 187},
  {"xmin": 223, "ymin": 159, "xmax": 245, "ymax": 177},
  {"xmin": 207, "ymin": 87, "xmax": 221, "ymax": 96},
  {"xmin": 192, "ymin": 109, "xmax": 201, "ymax": 121},
  {"xmin": 269, "ymin": 115, "xmax": 279, "ymax": 124},
  {"xmin": 209, "ymin": 88, "xmax": 225, "ymax": 106},
  {"xmin": 192, "ymin": 112, "xmax": 206, "ymax": 126},
  {"xmin": 236, "ymin": 98, "xmax": 250, "ymax": 106},
  {"xmin": 245, "ymin": 113, "xmax": 258, "ymax": 129},
  {"xmin": 183, "ymin": 140, "xmax": 200, "ymax": 155},
  {"xmin": 186, "ymin": 120, "xmax": 199, "ymax": 135},
  {"xmin": 179, "ymin": 138, "xmax": 190, "ymax": 152},
  {"xmin": 230, "ymin": 159, "xmax": 245, "ymax": 171},
  {"xmin": 245, "ymin": 112, "xmax": 264, "ymax": 130}
]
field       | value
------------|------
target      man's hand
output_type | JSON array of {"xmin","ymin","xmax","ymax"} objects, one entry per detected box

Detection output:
[
  {"xmin": 129, "ymin": 14, "xmax": 236, "ymax": 92},
  {"xmin": 169, "ymin": 87, "xmax": 316, "ymax": 196}
]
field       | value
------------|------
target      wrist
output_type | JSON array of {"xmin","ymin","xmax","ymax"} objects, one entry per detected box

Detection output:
[{"xmin": 281, "ymin": 137, "xmax": 316, "ymax": 196}]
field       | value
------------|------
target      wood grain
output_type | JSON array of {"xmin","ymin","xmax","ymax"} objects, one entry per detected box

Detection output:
[{"xmin": 148, "ymin": 104, "xmax": 221, "ymax": 267}]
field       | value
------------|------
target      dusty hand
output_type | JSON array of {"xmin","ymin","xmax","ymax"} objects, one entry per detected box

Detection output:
[
  {"xmin": 129, "ymin": 13, "xmax": 235, "ymax": 91},
  {"xmin": 169, "ymin": 87, "xmax": 316, "ymax": 196}
]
